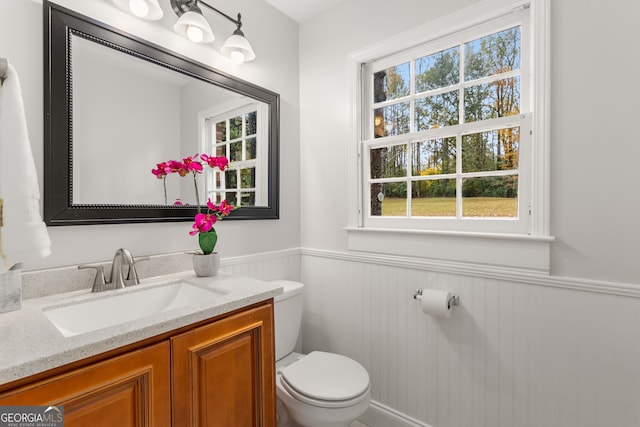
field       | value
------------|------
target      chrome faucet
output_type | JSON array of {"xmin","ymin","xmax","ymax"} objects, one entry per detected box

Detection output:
[
  {"xmin": 78, "ymin": 248, "xmax": 148, "ymax": 292},
  {"xmin": 110, "ymin": 248, "xmax": 135, "ymax": 289}
]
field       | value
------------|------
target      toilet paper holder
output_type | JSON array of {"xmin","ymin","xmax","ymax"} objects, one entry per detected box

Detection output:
[{"xmin": 413, "ymin": 289, "xmax": 460, "ymax": 309}]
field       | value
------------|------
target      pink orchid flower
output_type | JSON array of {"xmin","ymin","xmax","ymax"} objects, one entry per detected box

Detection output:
[
  {"xmin": 207, "ymin": 199, "xmax": 233, "ymax": 216},
  {"xmin": 151, "ymin": 162, "xmax": 168, "ymax": 179},
  {"xmin": 189, "ymin": 213, "xmax": 217, "ymax": 235},
  {"xmin": 200, "ymin": 154, "xmax": 228, "ymax": 171},
  {"xmin": 182, "ymin": 155, "xmax": 203, "ymax": 174},
  {"xmin": 166, "ymin": 160, "xmax": 186, "ymax": 176}
]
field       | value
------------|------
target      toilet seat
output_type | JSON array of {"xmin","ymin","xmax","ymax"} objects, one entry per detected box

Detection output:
[{"xmin": 279, "ymin": 351, "xmax": 370, "ymax": 409}]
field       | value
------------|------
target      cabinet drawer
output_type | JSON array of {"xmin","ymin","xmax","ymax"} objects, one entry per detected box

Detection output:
[{"xmin": 0, "ymin": 341, "xmax": 171, "ymax": 427}]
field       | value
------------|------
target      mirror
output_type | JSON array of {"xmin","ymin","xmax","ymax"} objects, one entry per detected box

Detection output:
[{"xmin": 44, "ymin": 2, "xmax": 279, "ymax": 225}]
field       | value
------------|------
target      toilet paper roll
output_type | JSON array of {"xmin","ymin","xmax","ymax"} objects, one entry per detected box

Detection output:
[{"xmin": 417, "ymin": 289, "xmax": 452, "ymax": 318}]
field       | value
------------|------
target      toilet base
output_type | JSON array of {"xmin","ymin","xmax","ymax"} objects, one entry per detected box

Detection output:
[
  {"xmin": 276, "ymin": 393, "xmax": 369, "ymax": 427},
  {"xmin": 276, "ymin": 377, "xmax": 370, "ymax": 427}
]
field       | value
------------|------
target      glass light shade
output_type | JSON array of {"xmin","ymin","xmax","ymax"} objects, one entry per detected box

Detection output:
[
  {"xmin": 186, "ymin": 26, "xmax": 204, "ymax": 43},
  {"xmin": 113, "ymin": 0, "xmax": 163, "ymax": 21},
  {"xmin": 173, "ymin": 11, "xmax": 215, "ymax": 43},
  {"xmin": 221, "ymin": 32, "xmax": 256, "ymax": 63}
]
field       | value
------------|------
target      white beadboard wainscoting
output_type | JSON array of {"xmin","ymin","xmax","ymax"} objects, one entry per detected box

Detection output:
[
  {"xmin": 219, "ymin": 248, "xmax": 302, "ymax": 282},
  {"xmin": 300, "ymin": 248, "xmax": 640, "ymax": 427}
]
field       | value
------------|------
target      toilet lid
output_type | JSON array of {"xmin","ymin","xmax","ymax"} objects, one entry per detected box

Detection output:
[{"xmin": 280, "ymin": 351, "xmax": 370, "ymax": 402}]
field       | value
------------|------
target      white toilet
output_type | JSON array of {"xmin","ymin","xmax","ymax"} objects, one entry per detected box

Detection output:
[{"xmin": 272, "ymin": 280, "xmax": 371, "ymax": 427}]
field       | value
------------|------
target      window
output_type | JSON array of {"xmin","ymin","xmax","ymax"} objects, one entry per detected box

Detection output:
[
  {"xmin": 202, "ymin": 102, "xmax": 268, "ymax": 208},
  {"xmin": 348, "ymin": 0, "xmax": 552, "ymax": 272},
  {"xmin": 362, "ymin": 10, "xmax": 531, "ymax": 234}
]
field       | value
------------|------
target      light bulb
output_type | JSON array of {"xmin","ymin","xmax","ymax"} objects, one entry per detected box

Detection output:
[
  {"xmin": 128, "ymin": 0, "xmax": 149, "ymax": 17},
  {"xmin": 186, "ymin": 25, "xmax": 204, "ymax": 43},
  {"xmin": 230, "ymin": 50, "xmax": 245, "ymax": 64}
]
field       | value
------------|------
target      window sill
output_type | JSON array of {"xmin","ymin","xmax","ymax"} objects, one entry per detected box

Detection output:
[{"xmin": 344, "ymin": 227, "xmax": 554, "ymax": 274}]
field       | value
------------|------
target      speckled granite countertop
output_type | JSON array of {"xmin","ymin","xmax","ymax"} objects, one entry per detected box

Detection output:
[{"xmin": 0, "ymin": 271, "xmax": 282, "ymax": 385}]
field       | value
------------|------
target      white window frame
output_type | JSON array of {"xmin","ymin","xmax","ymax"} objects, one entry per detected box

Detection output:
[
  {"xmin": 346, "ymin": 0, "xmax": 553, "ymax": 273},
  {"xmin": 198, "ymin": 99, "xmax": 269, "ymax": 207}
]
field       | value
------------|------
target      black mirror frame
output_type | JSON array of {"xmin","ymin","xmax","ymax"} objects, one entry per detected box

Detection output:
[{"xmin": 43, "ymin": 1, "xmax": 279, "ymax": 225}]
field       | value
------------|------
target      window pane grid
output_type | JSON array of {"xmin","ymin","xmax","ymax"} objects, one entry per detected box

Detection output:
[
  {"xmin": 371, "ymin": 25, "xmax": 522, "ymax": 134},
  {"xmin": 367, "ymin": 122, "xmax": 521, "ymax": 218},
  {"xmin": 206, "ymin": 107, "xmax": 260, "ymax": 208},
  {"xmin": 365, "ymin": 24, "xmax": 524, "ymax": 221},
  {"xmin": 359, "ymin": 7, "xmax": 535, "ymax": 234},
  {"xmin": 365, "ymin": 23, "xmax": 520, "ymax": 219}
]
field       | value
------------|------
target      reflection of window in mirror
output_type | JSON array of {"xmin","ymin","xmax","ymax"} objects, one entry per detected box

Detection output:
[{"xmin": 202, "ymin": 102, "xmax": 269, "ymax": 207}]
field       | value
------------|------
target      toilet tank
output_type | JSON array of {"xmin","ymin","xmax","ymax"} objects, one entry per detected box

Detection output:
[{"xmin": 272, "ymin": 280, "xmax": 304, "ymax": 361}]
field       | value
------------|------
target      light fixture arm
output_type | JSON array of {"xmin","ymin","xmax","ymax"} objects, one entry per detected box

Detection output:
[
  {"xmin": 170, "ymin": 0, "xmax": 242, "ymax": 28},
  {"xmin": 168, "ymin": 0, "xmax": 255, "ymax": 62}
]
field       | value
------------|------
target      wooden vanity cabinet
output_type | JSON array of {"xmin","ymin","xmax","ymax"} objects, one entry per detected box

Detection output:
[
  {"xmin": 0, "ymin": 341, "xmax": 171, "ymax": 427},
  {"xmin": 172, "ymin": 302, "xmax": 276, "ymax": 426},
  {"xmin": 0, "ymin": 300, "xmax": 276, "ymax": 427}
]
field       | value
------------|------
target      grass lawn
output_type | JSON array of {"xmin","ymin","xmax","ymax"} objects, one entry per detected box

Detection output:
[{"xmin": 380, "ymin": 197, "xmax": 517, "ymax": 217}]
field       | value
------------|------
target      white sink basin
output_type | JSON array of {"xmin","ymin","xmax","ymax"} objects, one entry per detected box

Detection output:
[{"xmin": 43, "ymin": 282, "xmax": 219, "ymax": 337}]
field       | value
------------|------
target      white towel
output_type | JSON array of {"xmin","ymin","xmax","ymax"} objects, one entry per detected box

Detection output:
[{"xmin": 0, "ymin": 63, "xmax": 51, "ymax": 272}]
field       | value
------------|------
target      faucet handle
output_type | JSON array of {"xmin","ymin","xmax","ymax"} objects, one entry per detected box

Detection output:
[
  {"xmin": 78, "ymin": 264, "xmax": 107, "ymax": 292},
  {"xmin": 126, "ymin": 256, "xmax": 150, "ymax": 285}
]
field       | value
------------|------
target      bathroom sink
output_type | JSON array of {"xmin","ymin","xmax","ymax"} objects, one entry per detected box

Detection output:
[{"xmin": 43, "ymin": 282, "xmax": 219, "ymax": 337}]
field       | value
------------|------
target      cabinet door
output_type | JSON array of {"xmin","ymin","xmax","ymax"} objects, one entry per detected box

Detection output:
[
  {"xmin": 0, "ymin": 341, "xmax": 171, "ymax": 427},
  {"xmin": 172, "ymin": 302, "xmax": 276, "ymax": 427}
]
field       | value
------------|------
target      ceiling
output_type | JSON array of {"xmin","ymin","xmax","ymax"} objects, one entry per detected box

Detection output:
[{"xmin": 263, "ymin": 0, "xmax": 346, "ymax": 23}]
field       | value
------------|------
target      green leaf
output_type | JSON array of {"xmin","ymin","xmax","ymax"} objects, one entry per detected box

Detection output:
[{"xmin": 198, "ymin": 230, "xmax": 218, "ymax": 255}]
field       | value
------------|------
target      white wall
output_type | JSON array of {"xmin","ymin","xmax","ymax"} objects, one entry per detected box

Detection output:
[
  {"xmin": 548, "ymin": 0, "xmax": 640, "ymax": 283},
  {"xmin": 0, "ymin": 0, "xmax": 300, "ymax": 269},
  {"xmin": 298, "ymin": 0, "xmax": 640, "ymax": 426}
]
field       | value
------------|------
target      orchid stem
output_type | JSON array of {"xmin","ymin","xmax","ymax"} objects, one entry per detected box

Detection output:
[
  {"xmin": 193, "ymin": 172, "xmax": 201, "ymax": 213},
  {"xmin": 163, "ymin": 176, "xmax": 168, "ymax": 205}
]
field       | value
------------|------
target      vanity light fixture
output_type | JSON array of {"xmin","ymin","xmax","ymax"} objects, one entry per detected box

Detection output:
[
  {"xmin": 112, "ymin": 0, "xmax": 256, "ymax": 63},
  {"xmin": 171, "ymin": 0, "xmax": 256, "ymax": 63}
]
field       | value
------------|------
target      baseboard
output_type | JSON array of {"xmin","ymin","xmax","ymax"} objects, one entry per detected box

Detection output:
[{"xmin": 359, "ymin": 400, "xmax": 432, "ymax": 427}]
